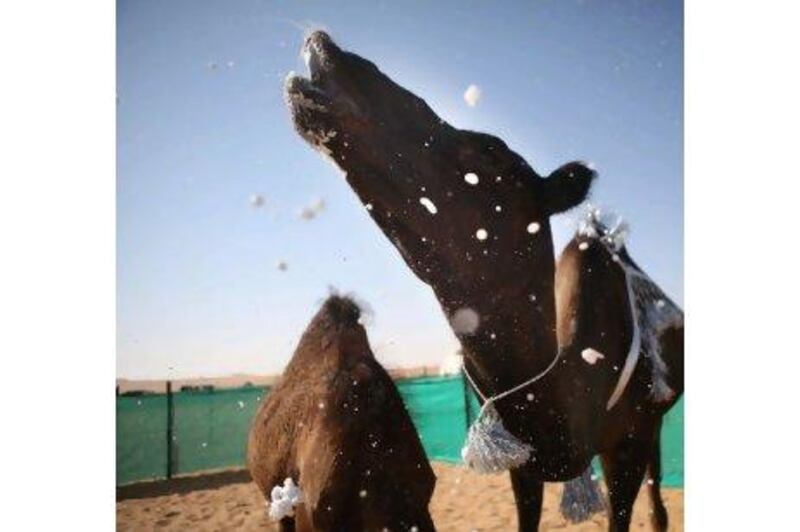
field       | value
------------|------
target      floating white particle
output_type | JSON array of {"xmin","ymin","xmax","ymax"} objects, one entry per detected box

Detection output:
[
  {"xmin": 656, "ymin": 299, "xmax": 666, "ymax": 308},
  {"xmin": 299, "ymin": 197, "xmax": 326, "ymax": 220},
  {"xmin": 529, "ymin": 294, "xmax": 537, "ymax": 302},
  {"xmin": 276, "ymin": 260, "xmax": 288, "ymax": 272},
  {"xmin": 490, "ymin": 332, "xmax": 497, "ymax": 340},
  {"xmin": 238, "ymin": 401, "xmax": 245, "ymax": 409},
  {"xmin": 527, "ymin": 222, "xmax": 541, "ymax": 234},
  {"xmin": 579, "ymin": 242, "xmax": 589, "ymax": 251},
  {"xmin": 201, "ymin": 442, "xmax": 208, "ymax": 448},
  {"xmin": 359, "ymin": 489, "xmax": 367, "ymax": 498},
  {"xmin": 526, "ymin": 393, "xmax": 534, "ymax": 402},
  {"xmin": 250, "ymin": 194, "xmax": 265, "ymax": 208},
  {"xmin": 647, "ymin": 478, "xmax": 654, "ymax": 485},
  {"xmin": 581, "ymin": 348, "xmax": 606, "ymax": 365},
  {"xmin": 450, "ymin": 307, "xmax": 480, "ymax": 335},
  {"xmin": 475, "ymin": 228, "xmax": 488, "ymax": 241},
  {"xmin": 365, "ymin": 203, "xmax": 373, "ymax": 211},
  {"xmin": 226, "ymin": 60, "xmax": 236, "ymax": 68},
  {"xmin": 495, "ymin": 176, "xmax": 502, "ymax": 182},
  {"xmin": 410, "ymin": 526, "xmax": 419, "ymax": 532},
  {"xmin": 419, "ymin": 197, "xmax": 438, "ymax": 214},
  {"xmin": 495, "ymin": 205, "xmax": 502, "ymax": 212},
  {"xmin": 464, "ymin": 172, "xmax": 480, "ymax": 185},
  {"xmin": 463, "ymin": 84, "xmax": 482, "ymax": 107}
]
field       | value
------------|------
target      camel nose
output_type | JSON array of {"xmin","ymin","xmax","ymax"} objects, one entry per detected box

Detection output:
[{"xmin": 304, "ymin": 30, "xmax": 335, "ymax": 54}]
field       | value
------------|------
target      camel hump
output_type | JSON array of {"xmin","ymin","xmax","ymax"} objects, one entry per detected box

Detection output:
[{"xmin": 318, "ymin": 294, "xmax": 363, "ymax": 328}]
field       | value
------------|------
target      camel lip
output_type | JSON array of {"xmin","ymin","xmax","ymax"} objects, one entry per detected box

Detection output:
[{"xmin": 284, "ymin": 32, "xmax": 343, "ymax": 130}]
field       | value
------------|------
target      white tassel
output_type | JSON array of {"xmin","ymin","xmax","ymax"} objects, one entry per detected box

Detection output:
[
  {"xmin": 461, "ymin": 403, "xmax": 533, "ymax": 474},
  {"xmin": 268, "ymin": 477, "xmax": 304, "ymax": 521}
]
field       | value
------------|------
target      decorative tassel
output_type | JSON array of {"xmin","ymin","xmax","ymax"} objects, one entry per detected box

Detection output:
[
  {"xmin": 461, "ymin": 402, "xmax": 533, "ymax": 474},
  {"xmin": 560, "ymin": 466, "xmax": 606, "ymax": 523},
  {"xmin": 268, "ymin": 477, "xmax": 304, "ymax": 521}
]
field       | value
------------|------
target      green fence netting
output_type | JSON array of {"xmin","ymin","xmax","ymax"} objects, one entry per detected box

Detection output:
[
  {"xmin": 116, "ymin": 393, "xmax": 168, "ymax": 485},
  {"xmin": 117, "ymin": 376, "xmax": 683, "ymax": 487}
]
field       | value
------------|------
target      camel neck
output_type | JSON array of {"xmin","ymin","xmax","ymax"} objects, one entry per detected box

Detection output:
[{"xmin": 454, "ymin": 279, "xmax": 560, "ymax": 402}]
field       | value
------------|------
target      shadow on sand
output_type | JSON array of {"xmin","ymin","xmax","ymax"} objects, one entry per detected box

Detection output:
[{"xmin": 117, "ymin": 468, "xmax": 252, "ymax": 501}]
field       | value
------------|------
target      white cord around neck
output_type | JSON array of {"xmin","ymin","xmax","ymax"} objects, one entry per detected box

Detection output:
[{"xmin": 462, "ymin": 349, "xmax": 562, "ymax": 410}]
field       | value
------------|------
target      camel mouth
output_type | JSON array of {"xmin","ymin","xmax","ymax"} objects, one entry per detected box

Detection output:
[
  {"xmin": 285, "ymin": 31, "xmax": 442, "ymax": 164},
  {"xmin": 284, "ymin": 31, "xmax": 356, "ymax": 154}
]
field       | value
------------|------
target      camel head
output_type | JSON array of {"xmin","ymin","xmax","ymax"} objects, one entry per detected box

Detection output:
[{"xmin": 285, "ymin": 31, "xmax": 595, "ymax": 329}]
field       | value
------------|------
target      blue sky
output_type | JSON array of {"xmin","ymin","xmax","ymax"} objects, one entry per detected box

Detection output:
[{"xmin": 117, "ymin": 0, "xmax": 682, "ymax": 379}]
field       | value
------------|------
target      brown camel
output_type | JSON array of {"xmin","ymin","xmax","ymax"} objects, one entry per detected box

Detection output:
[
  {"xmin": 247, "ymin": 295, "xmax": 436, "ymax": 531},
  {"xmin": 284, "ymin": 32, "xmax": 683, "ymax": 532}
]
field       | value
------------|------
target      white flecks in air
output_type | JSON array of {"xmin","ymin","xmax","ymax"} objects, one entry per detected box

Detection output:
[
  {"xmin": 318, "ymin": 401, "xmax": 325, "ymax": 409},
  {"xmin": 464, "ymin": 172, "xmax": 480, "ymax": 185},
  {"xmin": 527, "ymin": 222, "xmax": 541, "ymax": 235},
  {"xmin": 201, "ymin": 442, "xmax": 208, "ymax": 448},
  {"xmin": 359, "ymin": 489, "xmax": 368, "ymax": 498},
  {"xmin": 450, "ymin": 308, "xmax": 480, "ymax": 335},
  {"xmin": 581, "ymin": 348, "xmax": 606, "ymax": 365},
  {"xmin": 463, "ymin": 84, "xmax": 482, "ymax": 107},
  {"xmin": 475, "ymin": 228, "xmax": 488, "ymax": 241},
  {"xmin": 250, "ymin": 194, "xmax": 265, "ymax": 208},
  {"xmin": 494, "ymin": 205, "xmax": 502, "ymax": 212},
  {"xmin": 299, "ymin": 197, "xmax": 326, "ymax": 220},
  {"xmin": 579, "ymin": 242, "xmax": 589, "ymax": 251},
  {"xmin": 365, "ymin": 203, "xmax": 373, "ymax": 211},
  {"xmin": 238, "ymin": 401, "xmax": 245, "ymax": 409},
  {"xmin": 526, "ymin": 393, "xmax": 535, "ymax": 402},
  {"xmin": 529, "ymin": 294, "xmax": 537, "ymax": 302},
  {"xmin": 276, "ymin": 261, "xmax": 288, "ymax": 272},
  {"xmin": 419, "ymin": 197, "xmax": 438, "ymax": 215},
  {"xmin": 226, "ymin": 60, "xmax": 236, "ymax": 69},
  {"xmin": 656, "ymin": 299, "xmax": 666, "ymax": 309}
]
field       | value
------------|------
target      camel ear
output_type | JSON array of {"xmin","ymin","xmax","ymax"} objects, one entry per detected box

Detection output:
[{"xmin": 541, "ymin": 161, "xmax": 596, "ymax": 215}]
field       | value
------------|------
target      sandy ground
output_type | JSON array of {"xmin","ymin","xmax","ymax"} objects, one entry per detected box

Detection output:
[{"xmin": 117, "ymin": 463, "xmax": 683, "ymax": 531}]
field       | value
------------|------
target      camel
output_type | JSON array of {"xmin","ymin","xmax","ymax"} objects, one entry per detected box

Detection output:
[
  {"xmin": 284, "ymin": 31, "xmax": 683, "ymax": 532},
  {"xmin": 247, "ymin": 295, "xmax": 436, "ymax": 531}
]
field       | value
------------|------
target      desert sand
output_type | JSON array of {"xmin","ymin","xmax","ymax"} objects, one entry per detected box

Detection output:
[{"xmin": 117, "ymin": 463, "xmax": 683, "ymax": 531}]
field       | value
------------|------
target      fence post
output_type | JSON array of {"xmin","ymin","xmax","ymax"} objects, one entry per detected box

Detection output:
[{"xmin": 166, "ymin": 380, "xmax": 174, "ymax": 479}]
